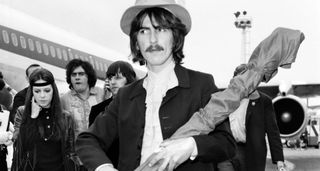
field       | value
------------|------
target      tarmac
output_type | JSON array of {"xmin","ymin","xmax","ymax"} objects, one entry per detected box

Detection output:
[
  {"xmin": 6, "ymin": 145, "xmax": 320, "ymax": 170},
  {"xmin": 266, "ymin": 147, "xmax": 320, "ymax": 171}
]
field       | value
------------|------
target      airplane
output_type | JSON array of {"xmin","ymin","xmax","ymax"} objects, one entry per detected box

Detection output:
[
  {"xmin": 0, "ymin": 5, "xmax": 148, "ymax": 167},
  {"xmin": 1, "ymin": 2, "xmax": 320, "ymax": 149},
  {"xmin": 257, "ymin": 83, "xmax": 320, "ymax": 148},
  {"xmin": 0, "ymin": 4, "xmax": 146, "ymax": 96}
]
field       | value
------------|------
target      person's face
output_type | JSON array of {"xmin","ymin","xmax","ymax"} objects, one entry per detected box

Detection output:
[
  {"xmin": 108, "ymin": 72, "xmax": 127, "ymax": 96},
  {"xmin": 137, "ymin": 15, "xmax": 174, "ymax": 72},
  {"xmin": 70, "ymin": 66, "xmax": 89, "ymax": 93},
  {"xmin": 32, "ymin": 79, "xmax": 53, "ymax": 108}
]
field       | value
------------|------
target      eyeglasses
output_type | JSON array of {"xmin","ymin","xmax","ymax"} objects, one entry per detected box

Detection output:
[{"xmin": 71, "ymin": 72, "xmax": 86, "ymax": 77}]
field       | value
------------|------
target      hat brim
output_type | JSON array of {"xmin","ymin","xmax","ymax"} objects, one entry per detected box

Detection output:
[{"xmin": 120, "ymin": 4, "xmax": 191, "ymax": 35}]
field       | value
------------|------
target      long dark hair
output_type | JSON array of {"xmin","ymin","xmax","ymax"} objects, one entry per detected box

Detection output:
[
  {"xmin": 130, "ymin": 7, "xmax": 187, "ymax": 65},
  {"xmin": 19, "ymin": 68, "xmax": 65, "ymax": 152}
]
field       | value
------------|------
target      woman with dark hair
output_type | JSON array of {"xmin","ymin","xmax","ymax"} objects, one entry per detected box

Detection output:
[{"xmin": 12, "ymin": 68, "xmax": 75, "ymax": 171}]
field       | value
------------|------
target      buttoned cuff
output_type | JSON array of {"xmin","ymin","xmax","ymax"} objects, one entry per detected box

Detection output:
[
  {"xmin": 190, "ymin": 137, "xmax": 198, "ymax": 160},
  {"xmin": 95, "ymin": 163, "xmax": 114, "ymax": 171}
]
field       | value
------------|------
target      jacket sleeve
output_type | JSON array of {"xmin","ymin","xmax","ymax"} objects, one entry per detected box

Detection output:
[
  {"xmin": 75, "ymin": 95, "xmax": 119, "ymax": 171},
  {"xmin": 171, "ymin": 28, "xmax": 304, "ymax": 139},
  {"xmin": 192, "ymin": 75, "xmax": 236, "ymax": 163},
  {"xmin": 9, "ymin": 90, "xmax": 25, "ymax": 123},
  {"xmin": 264, "ymin": 95, "xmax": 284, "ymax": 163},
  {"xmin": 13, "ymin": 106, "xmax": 24, "ymax": 141}
]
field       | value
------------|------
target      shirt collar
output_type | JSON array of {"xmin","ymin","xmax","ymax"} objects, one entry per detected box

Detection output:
[
  {"xmin": 143, "ymin": 60, "xmax": 176, "ymax": 89},
  {"xmin": 70, "ymin": 87, "xmax": 98, "ymax": 96}
]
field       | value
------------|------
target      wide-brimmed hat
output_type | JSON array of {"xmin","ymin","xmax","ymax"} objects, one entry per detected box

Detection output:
[{"xmin": 120, "ymin": 0, "xmax": 191, "ymax": 35}]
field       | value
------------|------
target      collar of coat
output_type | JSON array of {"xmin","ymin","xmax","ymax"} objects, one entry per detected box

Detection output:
[{"xmin": 129, "ymin": 64, "xmax": 190, "ymax": 100}]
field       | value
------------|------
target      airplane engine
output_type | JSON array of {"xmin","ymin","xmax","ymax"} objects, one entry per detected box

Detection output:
[{"xmin": 272, "ymin": 95, "xmax": 308, "ymax": 140}]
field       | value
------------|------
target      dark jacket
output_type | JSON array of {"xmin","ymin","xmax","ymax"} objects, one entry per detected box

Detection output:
[
  {"xmin": 10, "ymin": 87, "xmax": 28, "ymax": 123},
  {"xmin": 0, "ymin": 87, "xmax": 13, "ymax": 111},
  {"xmin": 76, "ymin": 65, "xmax": 236, "ymax": 171},
  {"xmin": 244, "ymin": 92, "xmax": 284, "ymax": 171},
  {"xmin": 89, "ymin": 97, "xmax": 119, "ymax": 167},
  {"xmin": 89, "ymin": 98, "xmax": 113, "ymax": 126}
]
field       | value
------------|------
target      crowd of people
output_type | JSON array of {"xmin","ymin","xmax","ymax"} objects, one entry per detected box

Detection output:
[{"xmin": 0, "ymin": 0, "xmax": 297, "ymax": 170}]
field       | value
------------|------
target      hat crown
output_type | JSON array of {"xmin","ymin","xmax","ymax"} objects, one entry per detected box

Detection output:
[
  {"xmin": 121, "ymin": 0, "xmax": 191, "ymax": 35},
  {"xmin": 135, "ymin": 0, "xmax": 184, "ymax": 6}
]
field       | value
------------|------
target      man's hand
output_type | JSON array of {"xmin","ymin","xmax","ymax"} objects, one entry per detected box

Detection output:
[
  {"xmin": 277, "ymin": 161, "xmax": 286, "ymax": 171},
  {"xmin": 148, "ymin": 137, "xmax": 197, "ymax": 171}
]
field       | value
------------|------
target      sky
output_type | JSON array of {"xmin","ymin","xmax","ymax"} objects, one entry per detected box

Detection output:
[{"xmin": 1, "ymin": 0, "xmax": 320, "ymax": 87}]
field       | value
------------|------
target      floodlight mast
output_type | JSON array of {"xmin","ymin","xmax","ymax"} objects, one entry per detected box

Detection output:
[{"xmin": 234, "ymin": 11, "xmax": 252, "ymax": 63}]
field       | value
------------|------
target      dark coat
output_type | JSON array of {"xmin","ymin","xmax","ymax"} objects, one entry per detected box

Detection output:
[
  {"xmin": 76, "ymin": 65, "xmax": 236, "ymax": 171},
  {"xmin": 89, "ymin": 98, "xmax": 113, "ymax": 126},
  {"xmin": 89, "ymin": 97, "xmax": 119, "ymax": 167},
  {"xmin": 10, "ymin": 87, "xmax": 28, "ymax": 123},
  {"xmin": 244, "ymin": 92, "xmax": 284, "ymax": 171}
]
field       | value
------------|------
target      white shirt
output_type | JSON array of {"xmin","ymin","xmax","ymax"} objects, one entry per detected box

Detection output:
[
  {"xmin": 229, "ymin": 99, "xmax": 249, "ymax": 143},
  {"xmin": 229, "ymin": 90, "xmax": 260, "ymax": 143},
  {"xmin": 140, "ymin": 61, "xmax": 178, "ymax": 164}
]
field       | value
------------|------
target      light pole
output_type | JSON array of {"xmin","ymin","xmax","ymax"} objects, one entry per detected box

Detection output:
[{"xmin": 234, "ymin": 11, "xmax": 252, "ymax": 63}]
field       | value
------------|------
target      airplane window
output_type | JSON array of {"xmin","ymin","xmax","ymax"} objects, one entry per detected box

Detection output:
[
  {"xmin": 104, "ymin": 63, "xmax": 108, "ymax": 71},
  {"xmin": 74, "ymin": 54, "xmax": 79, "ymax": 59},
  {"xmin": 35, "ymin": 41, "xmax": 42, "ymax": 54},
  {"xmin": 95, "ymin": 60, "xmax": 100, "ymax": 71},
  {"xmin": 62, "ymin": 49, "xmax": 68, "ymax": 61},
  {"xmin": 50, "ymin": 46, "xmax": 56, "ymax": 58},
  {"xmin": 99, "ymin": 62, "xmax": 104, "ymax": 72},
  {"xmin": 89, "ymin": 56, "xmax": 95, "ymax": 69},
  {"xmin": 20, "ymin": 36, "xmax": 27, "ymax": 49},
  {"xmin": 43, "ymin": 43, "xmax": 49, "ymax": 56},
  {"xmin": 79, "ymin": 55, "xmax": 84, "ymax": 61},
  {"xmin": 28, "ymin": 38, "xmax": 35, "ymax": 51},
  {"xmin": 2, "ymin": 30, "xmax": 10, "ymax": 44},
  {"xmin": 11, "ymin": 33, "xmax": 18, "ymax": 47},
  {"xmin": 68, "ymin": 49, "xmax": 74, "ymax": 60},
  {"xmin": 56, "ymin": 48, "xmax": 62, "ymax": 59},
  {"xmin": 84, "ymin": 56, "xmax": 89, "ymax": 62}
]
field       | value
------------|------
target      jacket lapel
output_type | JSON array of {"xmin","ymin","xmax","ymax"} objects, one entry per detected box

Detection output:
[
  {"xmin": 245, "ymin": 102, "xmax": 253, "ymax": 127},
  {"xmin": 129, "ymin": 79, "xmax": 147, "ymax": 117},
  {"xmin": 161, "ymin": 65, "xmax": 190, "ymax": 106}
]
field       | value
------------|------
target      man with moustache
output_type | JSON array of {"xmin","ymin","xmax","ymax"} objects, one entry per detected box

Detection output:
[{"xmin": 76, "ymin": 0, "xmax": 235, "ymax": 171}]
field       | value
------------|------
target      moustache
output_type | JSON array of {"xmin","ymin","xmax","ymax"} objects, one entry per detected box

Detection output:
[{"xmin": 145, "ymin": 45, "xmax": 164, "ymax": 52}]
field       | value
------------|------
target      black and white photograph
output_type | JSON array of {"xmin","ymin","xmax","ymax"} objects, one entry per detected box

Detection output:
[{"xmin": 0, "ymin": 0, "xmax": 319, "ymax": 171}]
